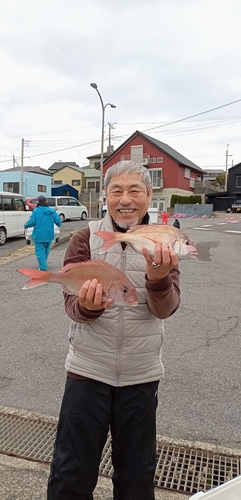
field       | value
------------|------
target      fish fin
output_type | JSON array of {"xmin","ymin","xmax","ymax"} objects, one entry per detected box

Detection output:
[
  {"xmin": 17, "ymin": 268, "xmax": 51, "ymax": 289},
  {"xmin": 95, "ymin": 231, "xmax": 117, "ymax": 253},
  {"xmin": 127, "ymin": 225, "xmax": 145, "ymax": 233},
  {"xmin": 22, "ymin": 280, "xmax": 48, "ymax": 290}
]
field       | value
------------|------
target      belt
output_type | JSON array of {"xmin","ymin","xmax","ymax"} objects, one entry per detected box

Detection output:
[{"xmin": 67, "ymin": 371, "xmax": 89, "ymax": 381}]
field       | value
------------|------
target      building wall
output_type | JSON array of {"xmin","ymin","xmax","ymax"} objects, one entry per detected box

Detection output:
[
  {"xmin": 51, "ymin": 184, "xmax": 79, "ymax": 198},
  {"xmin": 227, "ymin": 163, "xmax": 241, "ymax": 197},
  {"xmin": 0, "ymin": 171, "xmax": 52, "ymax": 197},
  {"xmin": 174, "ymin": 203, "xmax": 213, "ymax": 216},
  {"xmin": 103, "ymin": 134, "xmax": 201, "ymax": 208},
  {"xmin": 52, "ymin": 167, "xmax": 85, "ymax": 196}
]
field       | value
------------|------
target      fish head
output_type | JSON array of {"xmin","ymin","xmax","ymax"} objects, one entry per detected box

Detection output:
[
  {"xmin": 172, "ymin": 235, "xmax": 198, "ymax": 258},
  {"xmin": 106, "ymin": 280, "xmax": 139, "ymax": 306}
]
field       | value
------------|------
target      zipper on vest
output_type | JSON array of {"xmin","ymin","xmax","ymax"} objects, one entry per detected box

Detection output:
[{"xmin": 116, "ymin": 250, "xmax": 126, "ymax": 385}]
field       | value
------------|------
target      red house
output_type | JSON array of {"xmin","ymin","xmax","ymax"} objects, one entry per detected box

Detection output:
[{"xmin": 103, "ymin": 130, "xmax": 204, "ymax": 212}]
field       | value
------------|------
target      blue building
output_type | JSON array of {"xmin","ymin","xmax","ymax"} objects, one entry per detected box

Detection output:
[
  {"xmin": 0, "ymin": 166, "xmax": 52, "ymax": 197},
  {"xmin": 51, "ymin": 183, "xmax": 79, "ymax": 199}
]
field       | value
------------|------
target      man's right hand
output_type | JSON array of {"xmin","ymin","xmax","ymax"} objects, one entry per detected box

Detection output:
[{"xmin": 78, "ymin": 279, "xmax": 113, "ymax": 310}]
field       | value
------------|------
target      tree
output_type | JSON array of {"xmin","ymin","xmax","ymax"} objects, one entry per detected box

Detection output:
[{"xmin": 212, "ymin": 173, "xmax": 225, "ymax": 190}]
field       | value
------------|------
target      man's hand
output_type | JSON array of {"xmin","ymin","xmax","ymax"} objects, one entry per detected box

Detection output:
[
  {"xmin": 78, "ymin": 279, "xmax": 113, "ymax": 310},
  {"xmin": 142, "ymin": 243, "xmax": 179, "ymax": 281}
]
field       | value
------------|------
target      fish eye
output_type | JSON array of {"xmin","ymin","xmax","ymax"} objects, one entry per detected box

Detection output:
[
  {"xmin": 121, "ymin": 285, "xmax": 129, "ymax": 294},
  {"xmin": 185, "ymin": 240, "xmax": 190, "ymax": 245}
]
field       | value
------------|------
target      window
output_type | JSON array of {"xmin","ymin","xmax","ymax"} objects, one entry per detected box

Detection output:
[
  {"xmin": 184, "ymin": 168, "xmax": 190, "ymax": 179},
  {"xmin": 3, "ymin": 182, "xmax": 19, "ymax": 193},
  {"xmin": 38, "ymin": 185, "xmax": 47, "ymax": 192},
  {"xmin": 57, "ymin": 198, "xmax": 67, "ymax": 206},
  {"xmin": 72, "ymin": 179, "xmax": 81, "ymax": 186},
  {"xmin": 88, "ymin": 181, "xmax": 95, "ymax": 189},
  {"xmin": 189, "ymin": 178, "xmax": 195, "ymax": 188},
  {"xmin": 157, "ymin": 157, "xmax": 163, "ymax": 163},
  {"xmin": 2, "ymin": 197, "xmax": 14, "ymax": 211},
  {"xmin": 94, "ymin": 162, "xmax": 100, "ymax": 169},
  {"xmin": 149, "ymin": 170, "xmax": 162, "ymax": 188},
  {"xmin": 46, "ymin": 198, "xmax": 55, "ymax": 207},
  {"xmin": 236, "ymin": 176, "xmax": 241, "ymax": 188},
  {"xmin": 130, "ymin": 145, "xmax": 143, "ymax": 163},
  {"xmin": 15, "ymin": 198, "xmax": 26, "ymax": 211},
  {"xmin": 69, "ymin": 199, "xmax": 79, "ymax": 206},
  {"xmin": 54, "ymin": 180, "xmax": 62, "ymax": 184},
  {"xmin": 150, "ymin": 158, "xmax": 156, "ymax": 163}
]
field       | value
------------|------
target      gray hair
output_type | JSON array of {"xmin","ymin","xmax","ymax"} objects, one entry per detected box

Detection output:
[{"xmin": 104, "ymin": 160, "xmax": 152, "ymax": 194}]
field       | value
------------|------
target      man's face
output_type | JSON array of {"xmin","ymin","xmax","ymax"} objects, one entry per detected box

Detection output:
[{"xmin": 106, "ymin": 172, "xmax": 152, "ymax": 229}]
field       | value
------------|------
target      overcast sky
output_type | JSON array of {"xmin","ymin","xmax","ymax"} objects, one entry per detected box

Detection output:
[{"xmin": 0, "ymin": 0, "xmax": 241, "ymax": 173}]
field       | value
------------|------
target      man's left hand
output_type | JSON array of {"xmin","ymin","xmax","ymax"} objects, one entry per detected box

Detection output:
[{"xmin": 142, "ymin": 243, "xmax": 179, "ymax": 281}]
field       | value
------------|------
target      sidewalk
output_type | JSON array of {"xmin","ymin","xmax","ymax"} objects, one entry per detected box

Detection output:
[{"xmin": 0, "ymin": 453, "xmax": 189, "ymax": 500}]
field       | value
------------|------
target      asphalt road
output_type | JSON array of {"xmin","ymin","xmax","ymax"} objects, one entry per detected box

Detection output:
[
  {"xmin": 1, "ymin": 214, "xmax": 241, "ymax": 452},
  {"xmin": 0, "ymin": 219, "xmax": 87, "ymax": 257}
]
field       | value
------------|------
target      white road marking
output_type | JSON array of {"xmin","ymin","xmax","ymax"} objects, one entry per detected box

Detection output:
[
  {"xmin": 224, "ymin": 230, "xmax": 241, "ymax": 234},
  {"xmin": 192, "ymin": 227, "xmax": 212, "ymax": 230}
]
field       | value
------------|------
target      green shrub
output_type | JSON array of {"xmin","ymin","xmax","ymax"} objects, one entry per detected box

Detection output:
[{"xmin": 170, "ymin": 195, "xmax": 202, "ymax": 207}]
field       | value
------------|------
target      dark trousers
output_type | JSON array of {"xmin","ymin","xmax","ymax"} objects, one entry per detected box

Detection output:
[{"xmin": 47, "ymin": 377, "xmax": 159, "ymax": 500}]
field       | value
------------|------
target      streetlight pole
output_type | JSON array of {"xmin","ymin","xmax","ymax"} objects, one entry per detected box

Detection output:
[{"xmin": 90, "ymin": 83, "xmax": 116, "ymax": 218}]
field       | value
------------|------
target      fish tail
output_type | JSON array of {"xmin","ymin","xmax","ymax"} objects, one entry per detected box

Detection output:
[
  {"xmin": 95, "ymin": 231, "xmax": 118, "ymax": 253},
  {"xmin": 17, "ymin": 268, "xmax": 52, "ymax": 289}
]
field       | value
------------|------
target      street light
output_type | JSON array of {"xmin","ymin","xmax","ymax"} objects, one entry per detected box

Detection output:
[{"xmin": 90, "ymin": 83, "xmax": 116, "ymax": 217}]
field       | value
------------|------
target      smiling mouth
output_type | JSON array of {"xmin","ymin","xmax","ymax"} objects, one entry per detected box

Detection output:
[{"xmin": 117, "ymin": 209, "xmax": 136, "ymax": 214}]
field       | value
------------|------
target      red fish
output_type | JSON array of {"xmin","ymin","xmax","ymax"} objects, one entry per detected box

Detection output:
[
  {"xmin": 17, "ymin": 260, "xmax": 138, "ymax": 306},
  {"xmin": 95, "ymin": 224, "xmax": 198, "ymax": 258}
]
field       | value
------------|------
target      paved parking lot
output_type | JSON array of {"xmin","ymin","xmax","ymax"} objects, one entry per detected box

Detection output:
[{"xmin": 0, "ymin": 215, "xmax": 240, "ymax": 451}]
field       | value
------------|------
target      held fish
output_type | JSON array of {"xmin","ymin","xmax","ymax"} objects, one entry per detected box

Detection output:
[
  {"xmin": 95, "ymin": 224, "xmax": 198, "ymax": 258},
  {"xmin": 17, "ymin": 260, "xmax": 138, "ymax": 306}
]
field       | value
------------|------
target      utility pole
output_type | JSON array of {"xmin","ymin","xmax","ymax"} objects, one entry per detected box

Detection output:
[
  {"xmin": 224, "ymin": 144, "xmax": 232, "ymax": 192},
  {"xmin": 20, "ymin": 138, "xmax": 24, "ymax": 194},
  {"xmin": 107, "ymin": 122, "xmax": 115, "ymax": 148},
  {"xmin": 20, "ymin": 138, "xmax": 30, "ymax": 195}
]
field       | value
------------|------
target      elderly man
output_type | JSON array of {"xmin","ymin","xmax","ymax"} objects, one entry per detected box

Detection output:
[{"xmin": 47, "ymin": 161, "xmax": 180, "ymax": 500}]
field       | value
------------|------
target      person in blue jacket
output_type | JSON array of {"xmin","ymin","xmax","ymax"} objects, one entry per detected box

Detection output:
[{"xmin": 24, "ymin": 195, "xmax": 62, "ymax": 270}]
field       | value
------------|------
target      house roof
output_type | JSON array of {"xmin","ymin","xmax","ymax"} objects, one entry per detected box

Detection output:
[
  {"xmin": 104, "ymin": 130, "xmax": 204, "ymax": 173},
  {"xmin": 51, "ymin": 164, "xmax": 83, "ymax": 174},
  {"xmin": 1, "ymin": 166, "xmax": 51, "ymax": 176},
  {"xmin": 48, "ymin": 162, "xmax": 80, "ymax": 172},
  {"xmin": 86, "ymin": 152, "xmax": 111, "ymax": 160},
  {"xmin": 228, "ymin": 162, "xmax": 241, "ymax": 172},
  {"xmin": 51, "ymin": 183, "xmax": 73, "ymax": 188}
]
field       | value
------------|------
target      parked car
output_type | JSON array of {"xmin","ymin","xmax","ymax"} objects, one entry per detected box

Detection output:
[
  {"xmin": 25, "ymin": 196, "xmax": 88, "ymax": 222},
  {"xmin": 231, "ymin": 199, "xmax": 241, "ymax": 213},
  {"xmin": 45, "ymin": 196, "xmax": 88, "ymax": 222},
  {"xmin": 25, "ymin": 197, "xmax": 38, "ymax": 210},
  {"xmin": 0, "ymin": 191, "xmax": 30, "ymax": 245},
  {"xmin": 25, "ymin": 224, "xmax": 60, "ymax": 245},
  {"xmin": 102, "ymin": 204, "xmax": 107, "ymax": 217}
]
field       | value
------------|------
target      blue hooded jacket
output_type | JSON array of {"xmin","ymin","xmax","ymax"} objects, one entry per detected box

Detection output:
[{"xmin": 24, "ymin": 205, "xmax": 62, "ymax": 242}]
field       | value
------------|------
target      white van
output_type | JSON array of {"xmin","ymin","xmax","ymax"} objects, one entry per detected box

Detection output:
[
  {"xmin": 26, "ymin": 196, "xmax": 88, "ymax": 223},
  {"xmin": 0, "ymin": 191, "xmax": 30, "ymax": 245}
]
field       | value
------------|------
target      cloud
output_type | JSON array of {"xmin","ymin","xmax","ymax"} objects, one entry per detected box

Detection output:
[{"xmin": 0, "ymin": 0, "xmax": 241, "ymax": 171}]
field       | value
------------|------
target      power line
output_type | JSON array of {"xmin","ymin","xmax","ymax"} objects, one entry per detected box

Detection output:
[
  {"xmin": 143, "ymin": 98, "xmax": 241, "ymax": 133},
  {"xmin": 1, "ymin": 97, "xmax": 241, "ymax": 164}
]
